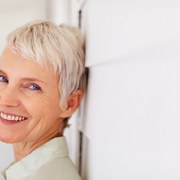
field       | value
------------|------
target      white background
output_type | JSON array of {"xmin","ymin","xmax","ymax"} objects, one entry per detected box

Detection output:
[{"xmin": 1, "ymin": 0, "xmax": 180, "ymax": 180}]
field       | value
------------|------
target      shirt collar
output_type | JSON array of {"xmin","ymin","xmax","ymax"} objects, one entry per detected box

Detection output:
[{"xmin": 2, "ymin": 137, "xmax": 68, "ymax": 180}]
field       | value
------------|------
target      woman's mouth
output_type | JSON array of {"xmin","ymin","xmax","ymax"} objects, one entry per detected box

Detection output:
[{"xmin": 0, "ymin": 111, "xmax": 28, "ymax": 125}]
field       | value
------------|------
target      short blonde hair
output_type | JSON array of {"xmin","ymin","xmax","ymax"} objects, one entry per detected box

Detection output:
[{"xmin": 6, "ymin": 20, "xmax": 86, "ymax": 110}]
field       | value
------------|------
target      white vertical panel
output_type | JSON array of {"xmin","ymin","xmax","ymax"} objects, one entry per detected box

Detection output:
[
  {"xmin": 86, "ymin": 0, "xmax": 180, "ymax": 66},
  {"xmin": 47, "ymin": 0, "xmax": 70, "ymax": 24},
  {"xmin": 79, "ymin": 0, "xmax": 180, "ymax": 179},
  {"xmin": 83, "ymin": 59, "xmax": 180, "ymax": 180},
  {"xmin": 64, "ymin": 112, "xmax": 80, "ymax": 168}
]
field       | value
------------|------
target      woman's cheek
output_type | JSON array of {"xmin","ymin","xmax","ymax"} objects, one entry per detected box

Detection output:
[
  {"xmin": 21, "ymin": 88, "xmax": 43, "ymax": 96},
  {"xmin": 21, "ymin": 89, "xmax": 61, "ymax": 118}
]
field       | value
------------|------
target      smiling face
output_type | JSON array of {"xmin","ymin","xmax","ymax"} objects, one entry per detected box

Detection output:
[{"xmin": 0, "ymin": 48, "xmax": 66, "ymax": 144}]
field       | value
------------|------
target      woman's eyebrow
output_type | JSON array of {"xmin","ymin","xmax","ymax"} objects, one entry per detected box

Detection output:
[
  {"xmin": 0, "ymin": 69, "xmax": 7, "ymax": 75},
  {"xmin": 0, "ymin": 69, "xmax": 47, "ymax": 85},
  {"xmin": 21, "ymin": 77, "xmax": 47, "ymax": 85}
]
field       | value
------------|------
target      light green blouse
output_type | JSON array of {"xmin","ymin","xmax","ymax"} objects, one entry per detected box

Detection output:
[{"xmin": 1, "ymin": 137, "xmax": 81, "ymax": 180}]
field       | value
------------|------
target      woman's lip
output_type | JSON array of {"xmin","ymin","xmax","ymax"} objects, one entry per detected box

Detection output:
[{"xmin": 0, "ymin": 116, "xmax": 28, "ymax": 126}]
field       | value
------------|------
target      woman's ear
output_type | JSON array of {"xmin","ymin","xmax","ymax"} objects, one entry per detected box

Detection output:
[{"xmin": 60, "ymin": 90, "xmax": 83, "ymax": 118}]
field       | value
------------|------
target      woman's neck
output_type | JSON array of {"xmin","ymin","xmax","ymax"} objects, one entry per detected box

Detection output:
[{"xmin": 13, "ymin": 131, "xmax": 62, "ymax": 162}]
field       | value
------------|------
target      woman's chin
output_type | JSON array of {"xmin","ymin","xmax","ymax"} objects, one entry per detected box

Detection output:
[{"xmin": 0, "ymin": 135, "xmax": 19, "ymax": 144}]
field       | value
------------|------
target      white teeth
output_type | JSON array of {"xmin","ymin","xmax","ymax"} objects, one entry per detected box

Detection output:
[
  {"xmin": 0, "ymin": 112, "xmax": 27, "ymax": 121},
  {"xmin": 7, "ymin": 115, "xmax": 11, "ymax": 120},
  {"xmin": 15, "ymin": 116, "xmax": 19, "ymax": 121}
]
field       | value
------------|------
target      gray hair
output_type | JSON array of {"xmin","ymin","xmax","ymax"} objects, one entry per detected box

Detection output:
[{"xmin": 6, "ymin": 20, "xmax": 86, "ymax": 110}]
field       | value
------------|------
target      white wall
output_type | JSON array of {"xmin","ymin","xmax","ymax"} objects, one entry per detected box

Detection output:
[
  {"xmin": 47, "ymin": 0, "xmax": 70, "ymax": 24},
  {"xmin": 0, "ymin": 0, "xmax": 48, "ymax": 53},
  {"xmin": 77, "ymin": 0, "xmax": 180, "ymax": 179}
]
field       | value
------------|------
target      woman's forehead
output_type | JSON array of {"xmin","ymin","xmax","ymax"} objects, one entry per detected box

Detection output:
[{"xmin": 0, "ymin": 48, "xmax": 58, "ymax": 83}]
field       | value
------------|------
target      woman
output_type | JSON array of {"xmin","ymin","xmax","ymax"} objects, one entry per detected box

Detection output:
[{"xmin": 0, "ymin": 20, "xmax": 86, "ymax": 180}]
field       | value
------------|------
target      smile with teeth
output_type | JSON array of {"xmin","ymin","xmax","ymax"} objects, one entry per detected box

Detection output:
[{"xmin": 0, "ymin": 112, "xmax": 28, "ymax": 121}]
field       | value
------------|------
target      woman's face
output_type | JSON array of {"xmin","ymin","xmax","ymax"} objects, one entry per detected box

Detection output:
[{"xmin": 0, "ymin": 48, "xmax": 65, "ymax": 144}]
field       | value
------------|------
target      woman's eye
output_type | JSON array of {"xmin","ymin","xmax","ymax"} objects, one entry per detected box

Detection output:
[
  {"xmin": 0, "ymin": 75, "xmax": 8, "ymax": 83},
  {"xmin": 28, "ymin": 84, "xmax": 41, "ymax": 91}
]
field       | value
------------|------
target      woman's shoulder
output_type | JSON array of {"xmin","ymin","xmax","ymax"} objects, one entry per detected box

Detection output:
[{"xmin": 25, "ymin": 157, "xmax": 81, "ymax": 180}]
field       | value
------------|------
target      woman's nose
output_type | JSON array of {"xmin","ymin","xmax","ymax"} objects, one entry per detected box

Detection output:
[{"xmin": 0, "ymin": 85, "xmax": 20, "ymax": 107}]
